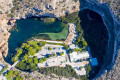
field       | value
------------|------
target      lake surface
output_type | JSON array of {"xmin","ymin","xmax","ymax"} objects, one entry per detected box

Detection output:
[{"xmin": 8, "ymin": 18, "xmax": 68, "ymax": 56}]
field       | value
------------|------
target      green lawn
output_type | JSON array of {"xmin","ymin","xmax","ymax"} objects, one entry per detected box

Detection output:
[{"xmin": 38, "ymin": 25, "xmax": 68, "ymax": 40}]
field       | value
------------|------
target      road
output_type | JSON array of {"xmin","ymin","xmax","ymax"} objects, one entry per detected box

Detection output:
[{"xmin": 0, "ymin": 59, "xmax": 21, "ymax": 80}]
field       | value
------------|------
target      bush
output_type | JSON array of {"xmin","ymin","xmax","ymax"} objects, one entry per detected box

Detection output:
[
  {"xmin": 39, "ymin": 58, "xmax": 47, "ymax": 63},
  {"xmin": 48, "ymin": 47, "xmax": 52, "ymax": 50},
  {"xmin": 60, "ymin": 53, "xmax": 64, "ymax": 56},
  {"xmin": 85, "ymin": 65, "xmax": 92, "ymax": 78},
  {"xmin": 0, "ymin": 11, "xmax": 2, "ymax": 14},
  {"xmin": 8, "ymin": 13, "xmax": 14, "ymax": 18},
  {"xmin": 48, "ymin": 53, "xmax": 56, "ymax": 58},
  {"xmin": 68, "ymin": 49, "xmax": 73, "ymax": 54},
  {"xmin": 63, "ymin": 44, "xmax": 69, "ymax": 50},
  {"xmin": 5, "ymin": 70, "xmax": 24, "ymax": 80},
  {"xmin": 39, "ymin": 65, "xmax": 80, "ymax": 79}
]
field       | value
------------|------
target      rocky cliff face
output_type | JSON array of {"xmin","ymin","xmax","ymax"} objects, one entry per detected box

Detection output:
[
  {"xmin": 0, "ymin": 14, "xmax": 11, "ymax": 62},
  {"xmin": 6, "ymin": 0, "xmax": 80, "ymax": 19},
  {"xmin": 79, "ymin": 0, "xmax": 120, "ymax": 79}
]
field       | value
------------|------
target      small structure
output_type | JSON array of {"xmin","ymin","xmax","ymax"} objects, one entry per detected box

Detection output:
[
  {"xmin": 70, "ymin": 61, "xmax": 89, "ymax": 76},
  {"xmin": 69, "ymin": 51, "xmax": 90, "ymax": 62},
  {"xmin": 91, "ymin": 58, "xmax": 98, "ymax": 66},
  {"xmin": 69, "ymin": 44, "xmax": 79, "ymax": 49},
  {"xmin": 75, "ymin": 67, "xmax": 86, "ymax": 76}
]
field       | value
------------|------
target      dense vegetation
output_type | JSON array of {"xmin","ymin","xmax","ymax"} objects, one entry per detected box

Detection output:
[
  {"xmin": 16, "ymin": 56, "xmax": 38, "ymax": 72},
  {"xmin": 11, "ymin": 41, "xmax": 45, "ymax": 71},
  {"xmin": 60, "ymin": 12, "xmax": 88, "ymax": 51},
  {"xmin": 39, "ymin": 65, "xmax": 80, "ymax": 79},
  {"xmin": 85, "ymin": 65, "xmax": 92, "ymax": 78},
  {"xmin": 5, "ymin": 70, "xmax": 24, "ymax": 80},
  {"xmin": 39, "ymin": 65, "xmax": 91, "ymax": 80},
  {"xmin": 12, "ymin": 41, "xmax": 46, "ymax": 63}
]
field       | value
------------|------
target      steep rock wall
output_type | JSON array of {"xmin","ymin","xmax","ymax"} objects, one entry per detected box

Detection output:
[{"xmin": 79, "ymin": 0, "xmax": 120, "ymax": 79}]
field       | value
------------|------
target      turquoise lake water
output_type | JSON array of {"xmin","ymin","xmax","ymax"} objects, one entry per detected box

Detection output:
[{"xmin": 8, "ymin": 18, "xmax": 68, "ymax": 57}]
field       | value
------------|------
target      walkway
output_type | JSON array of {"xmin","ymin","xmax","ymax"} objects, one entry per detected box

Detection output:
[
  {"xmin": 33, "ymin": 39, "xmax": 64, "ymax": 44},
  {"xmin": 0, "ymin": 60, "xmax": 21, "ymax": 79}
]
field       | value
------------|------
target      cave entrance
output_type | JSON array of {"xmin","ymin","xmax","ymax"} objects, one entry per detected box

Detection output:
[{"xmin": 79, "ymin": 9, "xmax": 109, "ymax": 77}]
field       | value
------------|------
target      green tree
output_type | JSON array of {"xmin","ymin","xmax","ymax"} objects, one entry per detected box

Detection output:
[
  {"xmin": 42, "ymin": 58, "xmax": 47, "ymax": 61},
  {"xmin": 34, "ymin": 59, "xmax": 38, "ymax": 64},
  {"xmin": 64, "ymin": 45, "xmax": 69, "ymax": 50},
  {"xmin": 73, "ymin": 48, "xmax": 79, "ymax": 52},
  {"xmin": 60, "ymin": 53, "xmax": 64, "ymax": 56},
  {"xmin": 39, "ymin": 59, "xmax": 44, "ymax": 63},
  {"xmin": 49, "ymin": 47, "xmax": 52, "ymax": 50}
]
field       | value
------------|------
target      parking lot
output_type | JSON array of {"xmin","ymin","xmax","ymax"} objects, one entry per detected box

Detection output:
[{"xmin": 35, "ymin": 44, "xmax": 66, "ymax": 58}]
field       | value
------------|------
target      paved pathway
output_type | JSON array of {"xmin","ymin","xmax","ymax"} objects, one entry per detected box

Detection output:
[
  {"xmin": 0, "ymin": 59, "xmax": 22, "ymax": 80},
  {"xmin": 33, "ymin": 39, "xmax": 64, "ymax": 44}
]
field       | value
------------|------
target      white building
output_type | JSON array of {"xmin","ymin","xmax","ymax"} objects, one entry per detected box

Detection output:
[
  {"xmin": 69, "ymin": 51, "xmax": 90, "ymax": 62},
  {"xmin": 38, "ymin": 56, "xmax": 66, "ymax": 68},
  {"xmin": 69, "ymin": 44, "xmax": 79, "ymax": 49}
]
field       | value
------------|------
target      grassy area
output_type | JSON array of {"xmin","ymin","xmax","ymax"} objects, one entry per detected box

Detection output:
[{"xmin": 37, "ymin": 24, "xmax": 68, "ymax": 41}]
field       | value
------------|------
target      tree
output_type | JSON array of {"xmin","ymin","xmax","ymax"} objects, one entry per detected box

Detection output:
[
  {"xmin": 34, "ymin": 59, "xmax": 38, "ymax": 64},
  {"xmin": 16, "ymin": 48, "xmax": 23, "ymax": 56},
  {"xmin": 73, "ymin": 48, "xmax": 79, "ymax": 52},
  {"xmin": 60, "ymin": 53, "xmax": 64, "ymax": 56},
  {"xmin": 39, "ymin": 59, "xmax": 44, "ymax": 63},
  {"xmin": 49, "ymin": 47, "xmax": 52, "ymax": 50},
  {"xmin": 14, "ymin": 71, "xmax": 18, "ymax": 75},
  {"xmin": 64, "ymin": 44, "xmax": 69, "ymax": 50},
  {"xmin": 8, "ymin": 13, "xmax": 14, "ymax": 18},
  {"xmin": 83, "ymin": 40, "xmax": 88, "ymax": 46},
  {"xmin": 68, "ymin": 49, "xmax": 73, "ymax": 54},
  {"xmin": 42, "ymin": 58, "xmax": 47, "ymax": 61}
]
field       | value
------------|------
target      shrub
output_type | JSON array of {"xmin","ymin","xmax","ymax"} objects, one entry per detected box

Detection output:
[
  {"xmin": 8, "ymin": 13, "xmax": 14, "ymax": 18},
  {"xmin": 60, "ymin": 53, "xmax": 64, "ymax": 56},
  {"xmin": 48, "ymin": 47, "xmax": 52, "ymax": 50}
]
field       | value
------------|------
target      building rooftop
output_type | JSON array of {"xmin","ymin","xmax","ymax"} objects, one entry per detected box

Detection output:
[
  {"xmin": 69, "ymin": 44, "xmax": 79, "ymax": 49},
  {"xmin": 70, "ymin": 51, "xmax": 90, "ymax": 62}
]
